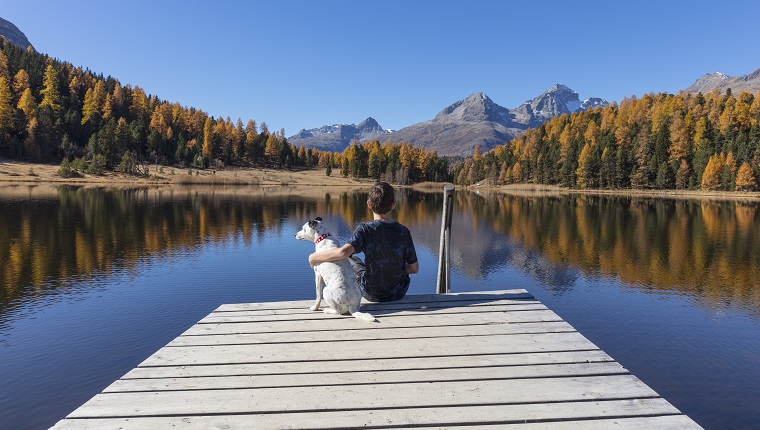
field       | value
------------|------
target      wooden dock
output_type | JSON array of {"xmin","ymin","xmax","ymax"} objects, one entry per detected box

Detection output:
[{"xmin": 52, "ymin": 290, "xmax": 702, "ymax": 429}]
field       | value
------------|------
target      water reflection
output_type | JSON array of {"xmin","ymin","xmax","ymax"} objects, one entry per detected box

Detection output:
[
  {"xmin": 1, "ymin": 185, "xmax": 759, "ymax": 429},
  {"xmin": 442, "ymin": 191, "xmax": 760, "ymax": 315},
  {"xmin": 2, "ymin": 185, "xmax": 760, "ymax": 320}
]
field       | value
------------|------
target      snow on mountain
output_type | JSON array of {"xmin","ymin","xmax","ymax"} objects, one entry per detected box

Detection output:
[
  {"xmin": 288, "ymin": 117, "xmax": 390, "ymax": 152},
  {"xmin": 685, "ymin": 68, "xmax": 760, "ymax": 94},
  {"xmin": 290, "ymin": 85, "xmax": 607, "ymax": 156}
]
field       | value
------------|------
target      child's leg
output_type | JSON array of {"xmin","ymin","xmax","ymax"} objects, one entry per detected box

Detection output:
[
  {"xmin": 348, "ymin": 254, "xmax": 365, "ymax": 280},
  {"xmin": 348, "ymin": 255, "xmax": 373, "ymax": 301}
]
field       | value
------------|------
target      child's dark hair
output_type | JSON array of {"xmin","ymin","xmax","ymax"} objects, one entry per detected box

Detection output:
[{"xmin": 368, "ymin": 181, "xmax": 395, "ymax": 215}]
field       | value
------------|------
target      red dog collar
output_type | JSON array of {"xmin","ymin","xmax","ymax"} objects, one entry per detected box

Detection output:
[{"xmin": 315, "ymin": 233, "xmax": 331, "ymax": 244}]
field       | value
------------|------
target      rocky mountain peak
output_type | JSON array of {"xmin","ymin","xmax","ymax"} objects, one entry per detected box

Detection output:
[
  {"xmin": 288, "ymin": 117, "xmax": 390, "ymax": 152},
  {"xmin": 544, "ymin": 83, "xmax": 578, "ymax": 101},
  {"xmin": 356, "ymin": 117, "xmax": 382, "ymax": 131},
  {"xmin": 435, "ymin": 92, "xmax": 512, "ymax": 125},
  {"xmin": 685, "ymin": 68, "xmax": 760, "ymax": 95},
  {"xmin": 0, "ymin": 17, "xmax": 34, "ymax": 51},
  {"xmin": 290, "ymin": 84, "xmax": 607, "ymax": 156}
]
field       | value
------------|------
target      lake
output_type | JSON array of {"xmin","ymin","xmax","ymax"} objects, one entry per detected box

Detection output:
[{"xmin": 1, "ymin": 184, "xmax": 759, "ymax": 429}]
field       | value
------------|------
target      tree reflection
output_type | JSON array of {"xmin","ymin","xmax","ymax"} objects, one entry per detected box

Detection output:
[{"xmin": 1, "ymin": 185, "xmax": 758, "ymax": 318}]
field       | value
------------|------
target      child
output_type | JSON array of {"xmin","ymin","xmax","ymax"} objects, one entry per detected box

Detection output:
[{"xmin": 308, "ymin": 181, "xmax": 418, "ymax": 302}]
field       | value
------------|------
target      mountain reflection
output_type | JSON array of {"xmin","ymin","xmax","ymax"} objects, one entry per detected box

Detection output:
[
  {"xmin": 450, "ymin": 191, "xmax": 760, "ymax": 313},
  {"xmin": 1, "ymin": 185, "xmax": 758, "ymax": 318}
]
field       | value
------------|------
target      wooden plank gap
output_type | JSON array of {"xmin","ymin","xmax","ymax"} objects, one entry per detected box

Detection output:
[
  {"xmin": 166, "ymin": 329, "xmax": 580, "ymax": 347},
  {"xmin": 179, "ymin": 319, "xmax": 568, "ymax": 337},
  {"xmin": 61, "ymin": 395, "xmax": 665, "ymax": 420},
  {"xmin": 135, "ymin": 348, "xmax": 606, "ymax": 369}
]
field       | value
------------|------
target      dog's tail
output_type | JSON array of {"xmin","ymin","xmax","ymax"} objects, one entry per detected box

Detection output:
[{"xmin": 351, "ymin": 310, "xmax": 377, "ymax": 323}]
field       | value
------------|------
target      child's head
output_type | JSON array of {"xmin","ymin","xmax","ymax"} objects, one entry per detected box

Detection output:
[{"xmin": 368, "ymin": 181, "xmax": 396, "ymax": 215}]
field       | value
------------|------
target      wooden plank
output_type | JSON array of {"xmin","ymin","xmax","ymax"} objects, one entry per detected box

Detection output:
[
  {"xmin": 183, "ymin": 308, "xmax": 564, "ymax": 335},
  {"xmin": 213, "ymin": 297, "xmax": 542, "ymax": 316},
  {"xmin": 53, "ymin": 399, "xmax": 693, "ymax": 429},
  {"xmin": 67, "ymin": 375, "xmax": 659, "ymax": 418},
  {"xmin": 213, "ymin": 289, "xmax": 533, "ymax": 312},
  {"xmin": 123, "ymin": 350, "xmax": 616, "ymax": 379},
  {"xmin": 53, "ymin": 290, "xmax": 702, "ymax": 429},
  {"xmin": 199, "ymin": 302, "xmax": 549, "ymax": 323},
  {"xmin": 170, "ymin": 320, "xmax": 576, "ymax": 346},
  {"xmin": 454, "ymin": 416, "xmax": 702, "ymax": 429},
  {"xmin": 105, "ymin": 361, "xmax": 629, "ymax": 392},
  {"xmin": 140, "ymin": 331, "xmax": 600, "ymax": 366}
]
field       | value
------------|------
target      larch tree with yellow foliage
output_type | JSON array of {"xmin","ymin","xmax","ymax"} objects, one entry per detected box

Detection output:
[
  {"xmin": 81, "ymin": 80, "xmax": 106, "ymax": 125},
  {"xmin": 576, "ymin": 143, "xmax": 594, "ymax": 188},
  {"xmin": 735, "ymin": 162, "xmax": 756, "ymax": 191},
  {"xmin": 17, "ymin": 87, "xmax": 37, "ymax": 118},
  {"xmin": 12, "ymin": 69, "xmax": 30, "ymax": 103},
  {"xmin": 202, "ymin": 117, "xmax": 214, "ymax": 161},
  {"xmin": 0, "ymin": 77, "xmax": 13, "ymax": 131},
  {"xmin": 701, "ymin": 155, "xmax": 723, "ymax": 190},
  {"xmin": 40, "ymin": 65, "xmax": 61, "ymax": 113}
]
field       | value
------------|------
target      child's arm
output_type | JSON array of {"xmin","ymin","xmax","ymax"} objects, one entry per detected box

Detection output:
[
  {"xmin": 309, "ymin": 243, "xmax": 355, "ymax": 267},
  {"xmin": 404, "ymin": 261, "xmax": 419, "ymax": 274}
]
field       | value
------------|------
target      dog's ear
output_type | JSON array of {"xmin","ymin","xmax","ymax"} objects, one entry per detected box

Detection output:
[
  {"xmin": 308, "ymin": 220, "xmax": 318, "ymax": 229},
  {"xmin": 315, "ymin": 217, "xmax": 322, "ymax": 222}
]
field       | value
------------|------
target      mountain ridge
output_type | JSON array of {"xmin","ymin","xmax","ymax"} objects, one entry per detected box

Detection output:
[
  {"xmin": 684, "ymin": 68, "xmax": 760, "ymax": 94},
  {"xmin": 0, "ymin": 17, "xmax": 33, "ymax": 51},
  {"xmin": 289, "ymin": 84, "xmax": 608, "ymax": 156}
]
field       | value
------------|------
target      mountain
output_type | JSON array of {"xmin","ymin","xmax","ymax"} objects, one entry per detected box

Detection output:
[
  {"xmin": 685, "ymin": 68, "xmax": 760, "ymax": 94},
  {"xmin": 288, "ymin": 117, "xmax": 390, "ymax": 152},
  {"xmin": 379, "ymin": 84, "xmax": 607, "ymax": 156},
  {"xmin": 376, "ymin": 93, "xmax": 521, "ymax": 157},
  {"xmin": 0, "ymin": 17, "xmax": 33, "ymax": 50},
  {"xmin": 290, "ymin": 84, "xmax": 606, "ymax": 157}
]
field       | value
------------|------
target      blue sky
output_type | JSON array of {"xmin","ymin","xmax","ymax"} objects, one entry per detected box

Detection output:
[{"xmin": 3, "ymin": 1, "xmax": 759, "ymax": 135}]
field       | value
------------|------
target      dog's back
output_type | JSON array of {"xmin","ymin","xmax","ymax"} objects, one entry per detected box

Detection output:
[{"xmin": 297, "ymin": 218, "xmax": 376, "ymax": 322}]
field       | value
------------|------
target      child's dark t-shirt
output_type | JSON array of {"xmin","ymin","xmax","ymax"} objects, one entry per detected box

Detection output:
[{"xmin": 348, "ymin": 220, "xmax": 417, "ymax": 302}]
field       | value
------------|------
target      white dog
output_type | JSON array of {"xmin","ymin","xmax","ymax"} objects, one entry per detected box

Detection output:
[{"xmin": 296, "ymin": 217, "xmax": 376, "ymax": 322}]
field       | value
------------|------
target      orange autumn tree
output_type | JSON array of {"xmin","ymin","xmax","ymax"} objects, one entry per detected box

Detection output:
[
  {"xmin": 736, "ymin": 162, "xmax": 757, "ymax": 191},
  {"xmin": 701, "ymin": 154, "xmax": 723, "ymax": 190}
]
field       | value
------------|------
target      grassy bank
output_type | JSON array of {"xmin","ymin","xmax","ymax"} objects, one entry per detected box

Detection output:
[
  {"xmin": 2, "ymin": 158, "xmax": 758, "ymax": 201},
  {"xmin": 0, "ymin": 159, "xmax": 369, "ymax": 187}
]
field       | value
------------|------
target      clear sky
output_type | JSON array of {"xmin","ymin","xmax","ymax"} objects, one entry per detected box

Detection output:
[{"xmin": 3, "ymin": 0, "xmax": 759, "ymax": 136}]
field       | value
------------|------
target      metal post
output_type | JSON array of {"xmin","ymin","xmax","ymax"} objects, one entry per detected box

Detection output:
[{"xmin": 436, "ymin": 184, "xmax": 454, "ymax": 294}]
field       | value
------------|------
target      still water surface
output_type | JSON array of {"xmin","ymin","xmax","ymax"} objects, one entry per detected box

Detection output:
[{"xmin": 1, "ymin": 184, "xmax": 759, "ymax": 429}]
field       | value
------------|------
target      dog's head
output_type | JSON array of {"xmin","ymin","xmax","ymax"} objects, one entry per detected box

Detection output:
[{"xmin": 295, "ymin": 217, "xmax": 324, "ymax": 242}]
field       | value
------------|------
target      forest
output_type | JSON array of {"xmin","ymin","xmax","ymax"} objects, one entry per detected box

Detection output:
[
  {"xmin": 452, "ymin": 88, "xmax": 760, "ymax": 191},
  {"xmin": 2, "ymin": 36, "xmax": 759, "ymax": 190},
  {"xmin": 0, "ymin": 38, "xmax": 449, "ymax": 184}
]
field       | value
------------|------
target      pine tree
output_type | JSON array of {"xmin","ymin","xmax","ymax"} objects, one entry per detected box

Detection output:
[
  {"xmin": 576, "ymin": 143, "xmax": 594, "ymax": 188},
  {"xmin": 17, "ymin": 87, "xmax": 37, "ymax": 118},
  {"xmin": 675, "ymin": 159, "xmax": 690, "ymax": 189},
  {"xmin": 12, "ymin": 70, "xmax": 30, "ymax": 103},
  {"xmin": 0, "ymin": 77, "xmax": 13, "ymax": 131},
  {"xmin": 264, "ymin": 133, "xmax": 280, "ymax": 161},
  {"xmin": 668, "ymin": 112, "xmax": 690, "ymax": 163},
  {"xmin": 735, "ymin": 162, "xmax": 756, "ymax": 191},
  {"xmin": 40, "ymin": 65, "xmax": 61, "ymax": 113},
  {"xmin": 202, "ymin": 117, "xmax": 214, "ymax": 161},
  {"xmin": 0, "ymin": 51, "xmax": 9, "ymax": 84},
  {"xmin": 81, "ymin": 81, "xmax": 106, "ymax": 125},
  {"xmin": 722, "ymin": 152, "xmax": 737, "ymax": 190},
  {"xmin": 701, "ymin": 155, "xmax": 722, "ymax": 190}
]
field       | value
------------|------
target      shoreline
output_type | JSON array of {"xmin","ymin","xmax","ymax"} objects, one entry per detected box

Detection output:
[{"xmin": 2, "ymin": 158, "xmax": 759, "ymax": 201}]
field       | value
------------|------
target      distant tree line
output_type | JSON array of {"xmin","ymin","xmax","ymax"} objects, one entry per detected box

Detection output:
[
  {"xmin": 9, "ymin": 35, "xmax": 757, "ymax": 192},
  {"xmin": 0, "ymin": 38, "xmax": 311, "ymax": 174},
  {"xmin": 0, "ymin": 38, "xmax": 451, "ymax": 184},
  {"xmin": 327, "ymin": 139, "xmax": 451, "ymax": 184},
  {"xmin": 453, "ymin": 89, "xmax": 760, "ymax": 191}
]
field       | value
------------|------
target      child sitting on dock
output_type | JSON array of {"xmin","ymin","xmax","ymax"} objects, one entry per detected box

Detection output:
[{"xmin": 309, "ymin": 181, "xmax": 419, "ymax": 302}]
